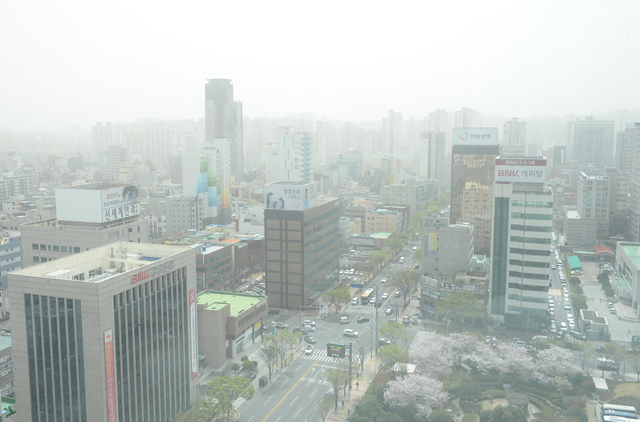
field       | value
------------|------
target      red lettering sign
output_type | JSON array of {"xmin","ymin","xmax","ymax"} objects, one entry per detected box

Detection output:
[{"xmin": 131, "ymin": 269, "xmax": 149, "ymax": 284}]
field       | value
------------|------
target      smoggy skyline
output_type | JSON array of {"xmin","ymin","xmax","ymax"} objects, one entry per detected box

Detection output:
[{"xmin": 1, "ymin": 0, "xmax": 639, "ymax": 133}]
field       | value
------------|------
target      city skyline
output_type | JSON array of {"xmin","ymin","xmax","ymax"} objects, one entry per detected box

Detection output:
[{"xmin": 1, "ymin": 1, "xmax": 640, "ymax": 133}]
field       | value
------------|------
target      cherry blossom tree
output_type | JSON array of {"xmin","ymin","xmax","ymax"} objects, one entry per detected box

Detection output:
[
  {"xmin": 535, "ymin": 344, "xmax": 581, "ymax": 382},
  {"xmin": 496, "ymin": 342, "xmax": 535, "ymax": 379},
  {"xmin": 409, "ymin": 335, "xmax": 452, "ymax": 379},
  {"xmin": 409, "ymin": 333, "xmax": 494, "ymax": 377},
  {"xmin": 384, "ymin": 374, "xmax": 449, "ymax": 416}
]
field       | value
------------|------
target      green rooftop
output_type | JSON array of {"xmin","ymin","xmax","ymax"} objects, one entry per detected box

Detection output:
[
  {"xmin": 620, "ymin": 242, "xmax": 640, "ymax": 270},
  {"xmin": 574, "ymin": 250, "xmax": 596, "ymax": 255},
  {"xmin": 197, "ymin": 291, "xmax": 264, "ymax": 316},
  {"xmin": 2, "ymin": 396, "xmax": 16, "ymax": 419},
  {"xmin": 615, "ymin": 276, "xmax": 630, "ymax": 293},
  {"xmin": 567, "ymin": 255, "xmax": 582, "ymax": 270}
]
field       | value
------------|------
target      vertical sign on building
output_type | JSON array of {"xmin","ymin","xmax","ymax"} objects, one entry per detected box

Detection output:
[
  {"xmin": 428, "ymin": 233, "xmax": 438, "ymax": 253},
  {"xmin": 190, "ymin": 289, "xmax": 198, "ymax": 379},
  {"xmin": 105, "ymin": 330, "xmax": 116, "ymax": 422}
]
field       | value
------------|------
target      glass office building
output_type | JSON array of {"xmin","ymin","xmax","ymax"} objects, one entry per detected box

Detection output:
[
  {"xmin": 450, "ymin": 145, "xmax": 500, "ymax": 255},
  {"xmin": 10, "ymin": 242, "xmax": 199, "ymax": 422}
]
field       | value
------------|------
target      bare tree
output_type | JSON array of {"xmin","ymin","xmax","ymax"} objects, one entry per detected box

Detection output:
[
  {"xmin": 326, "ymin": 367, "xmax": 347, "ymax": 410},
  {"xmin": 353, "ymin": 339, "xmax": 368, "ymax": 372},
  {"xmin": 627, "ymin": 350, "xmax": 640, "ymax": 381},
  {"xmin": 389, "ymin": 269, "xmax": 420, "ymax": 308},
  {"xmin": 316, "ymin": 396, "xmax": 334, "ymax": 422},
  {"xmin": 575, "ymin": 344, "xmax": 592, "ymax": 371},
  {"xmin": 256, "ymin": 336, "xmax": 278, "ymax": 381}
]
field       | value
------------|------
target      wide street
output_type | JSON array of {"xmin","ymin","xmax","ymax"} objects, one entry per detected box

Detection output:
[{"xmin": 235, "ymin": 241, "xmax": 421, "ymax": 422}]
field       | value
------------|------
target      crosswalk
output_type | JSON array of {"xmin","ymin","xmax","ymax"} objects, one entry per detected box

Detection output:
[
  {"xmin": 232, "ymin": 396, "xmax": 246, "ymax": 409},
  {"xmin": 343, "ymin": 305, "xmax": 395, "ymax": 315},
  {"xmin": 300, "ymin": 349, "xmax": 356, "ymax": 362}
]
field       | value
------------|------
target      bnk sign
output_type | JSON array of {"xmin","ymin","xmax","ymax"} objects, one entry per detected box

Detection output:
[{"xmin": 495, "ymin": 158, "xmax": 547, "ymax": 183}]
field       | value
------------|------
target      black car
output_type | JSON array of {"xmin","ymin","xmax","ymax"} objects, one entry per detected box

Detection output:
[
  {"xmin": 357, "ymin": 317, "xmax": 370, "ymax": 323},
  {"xmin": 378, "ymin": 338, "xmax": 391, "ymax": 346}
]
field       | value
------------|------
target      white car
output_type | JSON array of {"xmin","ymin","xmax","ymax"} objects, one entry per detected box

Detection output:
[
  {"xmin": 304, "ymin": 325, "xmax": 316, "ymax": 332},
  {"xmin": 413, "ymin": 246, "xmax": 418, "ymax": 251},
  {"xmin": 381, "ymin": 293, "xmax": 389, "ymax": 300},
  {"xmin": 381, "ymin": 278, "xmax": 387, "ymax": 283},
  {"xmin": 343, "ymin": 329, "xmax": 359, "ymax": 337},
  {"xmin": 305, "ymin": 345, "xmax": 313, "ymax": 355},
  {"xmin": 304, "ymin": 320, "xmax": 316, "ymax": 327},
  {"xmin": 351, "ymin": 298, "xmax": 358, "ymax": 305}
]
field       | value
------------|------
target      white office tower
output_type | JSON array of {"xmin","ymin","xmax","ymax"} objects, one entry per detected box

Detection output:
[
  {"xmin": 92, "ymin": 121, "xmax": 113, "ymax": 159},
  {"xmin": 566, "ymin": 117, "xmax": 614, "ymax": 167},
  {"xmin": 489, "ymin": 158, "xmax": 552, "ymax": 330},
  {"xmin": 419, "ymin": 131, "xmax": 446, "ymax": 189},
  {"xmin": 266, "ymin": 126, "xmax": 314, "ymax": 183},
  {"xmin": 502, "ymin": 118, "xmax": 527, "ymax": 145}
]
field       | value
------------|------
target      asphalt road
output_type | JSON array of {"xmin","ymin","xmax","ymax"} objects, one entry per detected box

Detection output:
[{"xmin": 235, "ymin": 241, "xmax": 420, "ymax": 422}]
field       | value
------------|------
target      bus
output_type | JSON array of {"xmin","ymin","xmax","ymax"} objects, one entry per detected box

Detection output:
[
  {"xmin": 602, "ymin": 404, "xmax": 637, "ymax": 420},
  {"xmin": 360, "ymin": 288, "xmax": 374, "ymax": 305}
]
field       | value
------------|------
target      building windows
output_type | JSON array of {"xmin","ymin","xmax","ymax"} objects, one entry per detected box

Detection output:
[
  {"xmin": 510, "ymin": 213, "xmax": 552, "ymax": 220},
  {"xmin": 510, "ymin": 236, "xmax": 550, "ymax": 245},
  {"xmin": 32, "ymin": 244, "xmax": 38, "ymax": 250},
  {"xmin": 61, "ymin": 246, "xmax": 67, "ymax": 252},
  {"xmin": 53, "ymin": 245, "xmax": 59, "ymax": 252},
  {"xmin": 33, "ymin": 257, "xmax": 39, "ymax": 263},
  {"xmin": 74, "ymin": 247, "xmax": 80, "ymax": 254},
  {"xmin": 40, "ymin": 244, "xmax": 46, "ymax": 250},
  {"xmin": 510, "ymin": 225, "xmax": 551, "ymax": 232},
  {"xmin": 511, "ymin": 200, "xmax": 553, "ymax": 208}
]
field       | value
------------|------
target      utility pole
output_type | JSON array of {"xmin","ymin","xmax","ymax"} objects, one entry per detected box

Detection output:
[
  {"xmin": 349, "ymin": 342, "xmax": 353, "ymax": 389},
  {"xmin": 375, "ymin": 285, "xmax": 379, "ymax": 355}
]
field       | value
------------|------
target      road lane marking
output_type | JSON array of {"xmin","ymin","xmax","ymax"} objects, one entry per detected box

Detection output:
[
  {"xmin": 261, "ymin": 361, "xmax": 318, "ymax": 422},
  {"xmin": 264, "ymin": 396, "xmax": 273, "ymax": 405},
  {"xmin": 311, "ymin": 388, "xmax": 318, "ymax": 397},
  {"xmin": 290, "ymin": 396, "xmax": 298, "ymax": 406},
  {"xmin": 295, "ymin": 408, "xmax": 303, "ymax": 418},
  {"xmin": 276, "ymin": 416, "xmax": 281, "ymax": 422},
  {"xmin": 248, "ymin": 416, "xmax": 255, "ymax": 422}
]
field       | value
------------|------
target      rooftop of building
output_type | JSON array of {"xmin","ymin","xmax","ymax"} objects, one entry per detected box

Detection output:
[
  {"xmin": 56, "ymin": 182, "xmax": 134, "ymax": 191},
  {"xmin": 266, "ymin": 181, "xmax": 316, "ymax": 186},
  {"xmin": 13, "ymin": 242, "xmax": 191, "ymax": 282},
  {"xmin": 566, "ymin": 210, "xmax": 580, "ymax": 219},
  {"xmin": 352, "ymin": 232, "xmax": 393, "ymax": 239},
  {"xmin": 1, "ymin": 396, "xmax": 16, "ymax": 419},
  {"xmin": 619, "ymin": 242, "xmax": 640, "ymax": 269},
  {"xmin": 197, "ymin": 290, "xmax": 265, "ymax": 315}
]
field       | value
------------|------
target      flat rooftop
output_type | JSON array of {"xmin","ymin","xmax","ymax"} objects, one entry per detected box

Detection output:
[
  {"xmin": 266, "ymin": 181, "xmax": 315, "ymax": 186},
  {"xmin": 620, "ymin": 242, "xmax": 640, "ymax": 270},
  {"xmin": 0, "ymin": 333, "xmax": 10, "ymax": 351},
  {"xmin": 197, "ymin": 291, "xmax": 265, "ymax": 315},
  {"xmin": 13, "ymin": 242, "xmax": 191, "ymax": 283}
]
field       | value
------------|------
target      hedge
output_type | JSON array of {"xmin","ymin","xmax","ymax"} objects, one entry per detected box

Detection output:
[
  {"xmin": 481, "ymin": 389, "xmax": 505, "ymax": 399},
  {"xmin": 529, "ymin": 397, "xmax": 553, "ymax": 420},
  {"xmin": 462, "ymin": 413, "xmax": 475, "ymax": 422}
]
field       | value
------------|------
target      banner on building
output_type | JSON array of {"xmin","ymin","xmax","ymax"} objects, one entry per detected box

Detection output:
[
  {"xmin": 452, "ymin": 128, "xmax": 498, "ymax": 146},
  {"xmin": 495, "ymin": 158, "xmax": 547, "ymax": 183},
  {"xmin": 105, "ymin": 330, "xmax": 116, "ymax": 422},
  {"xmin": 190, "ymin": 289, "xmax": 198, "ymax": 379},
  {"xmin": 428, "ymin": 233, "xmax": 438, "ymax": 253}
]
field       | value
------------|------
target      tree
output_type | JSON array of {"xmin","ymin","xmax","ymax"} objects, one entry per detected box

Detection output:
[
  {"xmin": 426, "ymin": 409, "xmax": 455, "ymax": 422},
  {"xmin": 412, "ymin": 248, "xmax": 422, "ymax": 261},
  {"xmin": 570, "ymin": 276, "xmax": 582, "ymax": 286},
  {"xmin": 388, "ymin": 237, "xmax": 405, "ymax": 254},
  {"xmin": 497, "ymin": 342, "xmax": 535, "ymax": 379},
  {"xmin": 566, "ymin": 406, "xmax": 588, "ymax": 422},
  {"xmin": 279, "ymin": 329, "xmax": 302, "ymax": 360},
  {"xmin": 379, "ymin": 321, "xmax": 409, "ymax": 347},
  {"xmin": 574, "ymin": 344, "xmax": 592, "ymax": 370},
  {"xmin": 316, "ymin": 396, "xmax": 334, "ymax": 422},
  {"xmin": 573, "ymin": 294, "xmax": 588, "ymax": 310},
  {"xmin": 256, "ymin": 336, "xmax": 278, "ymax": 380},
  {"xmin": 326, "ymin": 367, "xmax": 348, "ymax": 410},
  {"xmin": 379, "ymin": 343, "xmax": 409, "ymax": 372},
  {"xmin": 626, "ymin": 350, "xmax": 640, "ymax": 381},
  {"xmin": 597, "ymin": 270, "xmax": 610, "ymax": 283},
  {"xmin": 322, "ymin": 287, "xmax": 351, "ymax": 314},
  {"xmin": 206, "ymin": 375, "xmax": 254, "ymax": 421},
  {"xmin": 353, "ymin": 339, "xmax": 368, "ymax": 371},
  {"xmin": 389, "ymin": 269, "xmax": 420, "ymax": 308},
  {"xmin": 436, "ymin": 290, "xmax": 484, "ymax": 329},
  {"xmin": 535, "ymin": 344, "xmax": 581, "ymax": 382},
  {"xmin": 489, "ymin": 406, "xmax": 526, "ymax": 422},
  {"xmin": 603, "ymin": 342, "xmax": 626, "ymax": 374},
  {"xmin": 350, "ymin": 398, "xmax": 404, "ymax": 422},
  {"xmin": 383, "ymin": 374, "xmax": 448, "ymax": 416},
  {"xmin": 409, "ymin": 335, "xmax": 453, "ymax": 379}
]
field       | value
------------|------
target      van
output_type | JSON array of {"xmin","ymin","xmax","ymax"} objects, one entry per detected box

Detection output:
[
  {"xmin": 339, "ymin": 317, "xmax": 350, "ymax": 324},
  {"xmin": 399, "ymin": 257, "xmax": 405, "ymax": 264},
  {"xmin": 560, "ymin": 322, "xmax": 567, "ymax": 331}
]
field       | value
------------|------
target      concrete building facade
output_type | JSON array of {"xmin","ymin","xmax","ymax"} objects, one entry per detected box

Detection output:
[
  {"xmin": 364, "ymin": 209, "xmax": 402, "ymax": 234},
  {"xmin": 266, "ymin": 127, "xmax": 315, "ymax": 184},
  {"xmin": 9, "ymin": 242, "xmax": 199, "ymax": 422},
  {"xmin": 0, "ymin": 232, "xmax": 21, "ymax": 288},
  {"xmin": 165, "ymin": 195, "xmax": 205, "ymax": 236},
  {"xmin": 566, "ymin": 117, "xmax": 615, "ymax": 167},
  {"xmin": 421, "ymin": 217, "xmax": 473, "ymax": 275},
  {"xmin": 419, "ymin": 131, "xmax": 446, "ymax": 189},
  {"xmin": 264, "ymin": 198, "xmax": 340, "ymax": 308}
]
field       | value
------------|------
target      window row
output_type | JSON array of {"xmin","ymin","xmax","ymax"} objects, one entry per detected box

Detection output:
[
  {"xmin": 511, "ymin": 200, "xmax": 553, "ymax": 208},
  {"xmin": 511, "ymin": 213, "xmax": 553, "ymax": 220},
  {"xmin": 510, "ymin": 236, "xmax": 551, "ymax": 245},
  {"xmin": 33, "ymin": 244, "xmax": 81, "ymax": 253},
  {"xmin": 510, "ymin": 225, "xmax": 551, "ymax": 232}
]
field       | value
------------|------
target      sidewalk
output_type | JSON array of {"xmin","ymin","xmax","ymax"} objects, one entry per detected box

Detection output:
[{"xmin": 326, "ymin": 354, "xmax": 381, "ymax": 422}]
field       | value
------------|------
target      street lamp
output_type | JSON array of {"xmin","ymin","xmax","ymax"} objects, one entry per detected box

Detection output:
[{"xmin": 446, "ymin": 319, "xmax": 452, "ymax": 335}]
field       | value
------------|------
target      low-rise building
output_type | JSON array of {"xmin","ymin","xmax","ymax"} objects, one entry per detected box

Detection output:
[
  {"xmin": 614, "ymin": 242, "xmax": 640, "ymax": 315},
  {"xmin": 420, "ymin": 272, "xmax": 488, "ymax": 322},
  {"xmin": 197, "ymin": 291, "xmax": 267, "ymax": 370},
  {"xmin": 364, "ymin": 209, "xmax": 402, "ymax": 234},
  {"xmin": 421, "ymin": 217, "xmax": 473, "ymax": 276},
  {"xmin": 0, "ymin": 232, "xmax": 21, "ymax": 289}
]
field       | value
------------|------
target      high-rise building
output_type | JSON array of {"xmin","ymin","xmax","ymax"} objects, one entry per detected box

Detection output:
[
  {"xmin": 263, "ymin": 182, "xmax": 339, "ymax": 308},
  {"xmin": 20, "ymin": 183, "xmax": 149, "ymax": 267},
  {"xmin": 165, "ymin": 195, "xmax": 205, "ymax": 236},
  {"xmin": 566, "ymin": 117, "xmax": 615, "ymax": 167},
  {"xmin": 382, "ymin": 110, "xmax": 403, "ymax": 156},
  {"xmin": 502, "ymin": 118, "xmax": 527, "ymax": 145},
  {"xmin": 0, "ymin": 175, "xmax": 29, "ymax": 201},
  {"xmin": 10, "ymin": 242, "xmax": 199, "ymax": 421},
  {"xmin": 419, "ymin": 131, "xmax": 446, "ymax": 189},
  {"xmin": 92, "ymin": 121, "xmax": 113, "ymax": 158},
  {"xmin": 266, "ymin": 127, "xmax": 314, "ymax": 184},
  {"xmin": 421, "ymin": 217, "xmax": 474, "ymax": 275},
  {"xmin": 450, "ymin": 130, "xmax": 500, "ymax": 255},
  {"xmin": 0, "ymin": 231, "xmax": 21, "ymax": 288},
  {"xmin": 489, "ymin": 158, "xmax": 552, "ymax": 329},
  {"xmin": 205, "ymin": 79, "xmax": 243, "ymax": 178},
  {"xmin": 107, "ymin": 144, "xmax": 129, "ymax": 175},
  {"xmin": 616, "ymin": 123, "xmax": 640, "ymax": 174}
]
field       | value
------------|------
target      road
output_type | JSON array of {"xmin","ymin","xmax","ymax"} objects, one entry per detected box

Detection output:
[{"xmin": 235, "ymin": 241, "xmax": 421, "ymax": 422}]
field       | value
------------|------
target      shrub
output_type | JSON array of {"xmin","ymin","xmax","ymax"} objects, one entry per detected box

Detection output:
[
  {"xmin": 462, "ymin": 414, "xmax": 474, "ymax": 422},
  {"xmin": 253, "ymin": 361, "xmax": 259, "ymax": 370},
  {"xmin": 570, "ymin": 372, "xmax": 584, "ymax": 385},
  {"xmin": 583, "ymin": 379, "xmax": 596, "ymax": 393},
  {"xmin": 242, "ymin": 360, "xmax": 255, "ymax": 371},
  {"xmin": 231, "ymin": 363, "xmax": 241, "ymax": 372},
  {"xmin": 426, "ymin": 409, "xmax": 455, "ymax": 422},
  {"xmin": 529, "ymin": 397, "xmax": 553, "ymax": 421},
  {"xmin": 240, "ymin": 355, "xmax": 248, "ymax": 362},
  {"xmin": 479, "ymin": 410, "xmax": 491, "ymax": 422},
  {"xmin": 567, "ymin": 406, "xmax": 588, "ymax": 422},
  {"xmin": 570, "ymin": 276, "xmax": 581, "ymax": 286}
]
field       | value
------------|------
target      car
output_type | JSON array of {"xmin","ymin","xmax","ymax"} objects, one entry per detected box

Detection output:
[
  {"xmin": 549, "ymin": 310, "xmax": 555, "ymax": 317},
  {"xmin": 304, "ymin": 320, "xmax": 316, "ymax": 327},
  {"xmin": 607, "ymin": 302, "xmax": 614, "ymax": 308},
  {"xmin": 381, "ymin": 293, "xmax": 389, "ymax": 300},
  {"xmin": 339, "ymin": 269, "xmax": 344, "ymax": 274},
  {"xmin": 384, "ymin": 308, "xmax": 394, "ymax": 316},
  {"xmin": 375, "ymin": 300, "xmax": 382, "ymax": 308},
  {"xmin": 301, "ymin": 329, "xmax": 308, "ymax": 335},
  {"xmin": 548, "ymin": 299, "xmax": 554, "ymax": 304},
  {"xmin": 351, "ymin": 298, "xmax": 359, "ymax": 305},
  {"xmin": 394, "ymin": 291, "xmax": 401, "ymax": 297},
  {"xmin": 339, "ymin": 317, "xmax": 350, "ymax": 324},
  {"xmin": 526, "ymin": 345, "xmax": 536, "ymax": 353},
  {"xmin": 378, "ymin": 338, "xmax": 391, "ymax": 346},
  {"xmin": 552, "ymin": 265, "xmax": 557, "ymax": 270},
  {"xmin": 357, "ymin": 317, "xmax": 370, "ymax": 323},
  {"xmin": 516, "ymin": 340, "xmax": 526, "ymax": 347},
  {"xmin": 413, "ymin": 246, "xmax": 418, "ymax": 251},
  {"xmin": 275, "ymin": 322, "xmax": 288, "ymax": 329},
  {"xmin": 304, "ymin": 336, "xmax": 317, "ymax": 344},
  {"xmin": 564, "ymin": 304, "xmax": 571, "ymax": 311},
  {"xmin": 566, "ymin": 313, "xmax": 573, "ymax": 319},
  {"xmin": 305, "ymin": 345, "xmax": 313, "ymax": 355},
  {"xmin": 610, "ymin": 308, "xmax": 617, "ymax": 314},
  {"xmin": 343, "ymin": 329, "xmax": 359, "ymax": 337},
  {"xmin": 370, "ymin": 297, "xmax": 377, "ymax": 304},
  {"xmin": 573, "ymin": 332, "xmax": 587, "ymax": 341},
  {"xmin": 303, "ymin": 325, "xmax": 316, "ymax": 332},
  {"xmin": 381, "ymin": 278, "xmax": 387, "ymax": 283}
]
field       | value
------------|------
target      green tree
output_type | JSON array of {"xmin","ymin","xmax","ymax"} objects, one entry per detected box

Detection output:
[
  {"xmin": 489, "ymin": 406, "xmax": 526, "ymax": 422},
  {"xmin": 388, "ymin": 237, "xmax": 405, "ymax": 254},
  {"xmin": 597, "ymin": 270, "xmax": 610, "ymax": 283},
  {"xmin": 566, "ymin": 406, "xmax": 588, "ymax": 422},
  {"xmin": 206, "ymin": 375, "xmax": 254, "ymax": 421},
  {"xmin": 573, "ymin": 294, "xmax": 587, "ymax": 311},
  {"xmin": 326, "ymin": 367, "xmax": 348, "ymax": 410},
  {"xmin": 436, "ymin": 290, "xmax": 484, "ymax": 329},
  {"xmin": 279, "ymin": 329, "xmax": 302, "ymax": 360},
  {"xmin": 242, "ymin": 360, "xmax": 255, "ymax": 371},
  {"xmin": 353, "ymin": 339, "xmax": 368, "ymax": 371},
  {"xmin": 426, "ymin": 409, "xmax": 455, "ymax": 422},
  {"xmin": 378, "ymin": 343, "xmax": 409, "ymax": 371},
  {"xmin": 570, "ymin": 276, "xmax": 581, "ymax": 286},
  {"xmin": 389, "ymin": 269, "xmax": 420, "ymax": 308},
  {"xmin": 349, "ymin": 399, "xmax": 404, "ymax": 422},
  {"xmin": 379, "ymin": 321, "xmax": 410, "ymax": 348},
  {"xmin": 256, "ymin": 336, "xmax": 278, "ymax": 380},
  {"xmin": 322, "ymin": 287, "xmax": 351, "ymax": 313},
  {"xmin": 412, "ymin": 248, "xmax": 422, "ymax": 261}
]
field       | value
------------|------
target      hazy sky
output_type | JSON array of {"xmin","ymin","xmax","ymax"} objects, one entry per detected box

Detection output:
[{"xmin": 1, "ymin": 0, "xmax": 639, "ymax": 133}]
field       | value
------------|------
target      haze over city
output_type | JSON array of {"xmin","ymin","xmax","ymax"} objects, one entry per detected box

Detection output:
[{"xmin": 2, "ymin": 0, "xmax": 640, "ymax": 133}]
